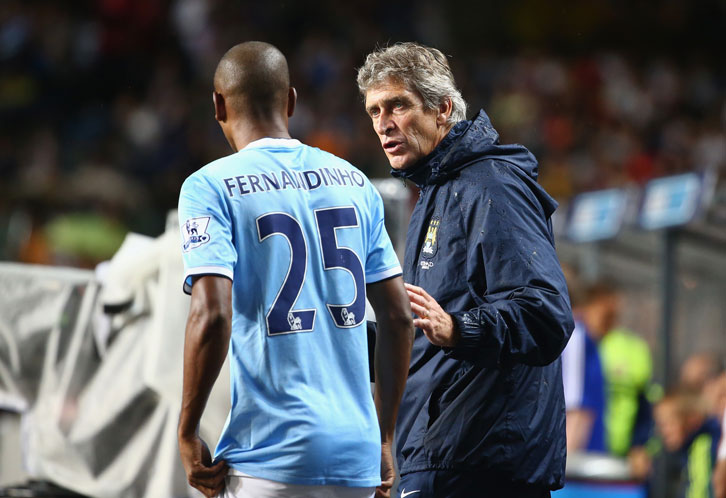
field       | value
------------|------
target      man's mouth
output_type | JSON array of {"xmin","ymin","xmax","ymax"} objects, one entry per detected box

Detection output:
[{"xmin": 383, "ymin": 140, "xmax": 404, "ymax": 154}]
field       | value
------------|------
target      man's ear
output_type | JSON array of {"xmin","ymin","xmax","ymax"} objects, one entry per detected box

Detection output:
[
  {"xmin": 287, "ymin": 87, "xmax": 297, "ymax": 118},
  {"xmin": 436, "ymin": 97, "xmax": 453, "ymax": 126},
  {"xmin": 213, "ymin": 91, "xmax": 227, "ymax": 123}
]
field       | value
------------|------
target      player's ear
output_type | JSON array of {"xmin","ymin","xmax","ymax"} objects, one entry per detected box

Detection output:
[
  {"xmin": 436, "ymin": 97, "xmax": 452, "ymax": 126},
  {"xmin": 213, "ymin": 91, "xmax": 227, "ymax": 123},
  {"xmin": 287, "ymin": 87, "xmax": 297, "ymax": 118}
]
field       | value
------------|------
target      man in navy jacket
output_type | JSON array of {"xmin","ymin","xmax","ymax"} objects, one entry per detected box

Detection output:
[{"xmin": 358, "ymin": 43, "xmax": 574, "ymax": 497}]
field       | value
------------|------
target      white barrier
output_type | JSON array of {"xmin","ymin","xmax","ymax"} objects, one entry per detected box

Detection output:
[{"xmin": 0, "ymin": 212, "xmax": 230, "ymax": 497}]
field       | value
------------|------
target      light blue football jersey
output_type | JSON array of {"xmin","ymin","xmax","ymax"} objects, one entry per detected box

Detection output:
[{"xmin": 178, "ymin": 137, "xmax": 401, "ymax": 487}]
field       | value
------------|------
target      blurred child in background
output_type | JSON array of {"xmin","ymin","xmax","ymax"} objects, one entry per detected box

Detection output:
[{"xmin": 655, "ymin": 389, "xmax": 722, "ymax": 498}]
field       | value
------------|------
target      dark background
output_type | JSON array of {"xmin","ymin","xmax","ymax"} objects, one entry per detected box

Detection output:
[{"xmin": 0, "ymin": 0, "xmax": 723, "ymax": 265}]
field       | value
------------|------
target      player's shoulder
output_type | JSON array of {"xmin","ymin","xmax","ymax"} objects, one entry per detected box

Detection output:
[
  {"xmin": 456, "ymin": 157, "xmax": 523, "ymax": 195},
  {"xmin": 305, "ymin": 143, "xmax": 364, "ymax": 173},
  {"xmin": 303, "ymin": 144, "xmax": 379, "ymax": 194},
  {"xmin": 181, "ymin": 154, "xmax": 239, "ymax": 191}
]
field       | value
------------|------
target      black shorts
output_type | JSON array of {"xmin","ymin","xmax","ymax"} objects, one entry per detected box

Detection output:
[{"xmin": 397, "ymin": 470, "xmax": 552, "ymax": 498}]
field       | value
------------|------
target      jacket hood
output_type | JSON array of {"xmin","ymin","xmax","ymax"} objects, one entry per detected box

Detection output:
[{"xmin": 391, "ymin": 109, "xmax": 558, "ymax": 218}]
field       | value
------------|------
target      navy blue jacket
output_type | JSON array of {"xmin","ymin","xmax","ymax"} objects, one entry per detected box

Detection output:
[{"xmin": 391, "ymin": 110, "xmax": 574, "ymax": 489}]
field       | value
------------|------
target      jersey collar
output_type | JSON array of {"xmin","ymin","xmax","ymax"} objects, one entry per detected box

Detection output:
[{"xmin": 242, "ymin": 137, "xmax": 302, "ymax": 150}]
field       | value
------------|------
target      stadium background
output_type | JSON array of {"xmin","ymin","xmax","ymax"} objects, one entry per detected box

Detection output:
[{"xmin": 0, "ymin": 0, "xmax": 724, "ymax": 497}]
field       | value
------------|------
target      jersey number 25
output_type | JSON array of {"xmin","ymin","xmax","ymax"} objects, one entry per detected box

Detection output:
[{"xmin": 256, "ymin": 206, "xmax": 366, "ymax": 335}]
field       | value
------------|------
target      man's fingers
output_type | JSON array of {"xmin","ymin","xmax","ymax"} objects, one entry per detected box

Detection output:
[
  {"xmin": 407, "ymin": 286, "xmax": 443, "ymax": 316},
  {"xmin": 190, "ymin": 483, "xmax": 218, "ymax": 498},
  {"xmin": 406, "ymin": 289, "xmax": 428, "ymax": 307},
  {"xmin": 409, "ymin": 301, "xmax": 429, "ymax": 318},
  {"xmin": 190, "ymin": 467, "xmax": 221, "ymax": 479},
  {"xmin": 375, "ymin": 482, "xmax": 392, "ymax": 498},
  {"xmin": 405, "ymin": 283, "xmax": 428, "ymax": 300},
  {"xmin": 404, "ymin": 282, "xmax": 423, "ymax": 294},
  {"xmin": 406, "ymin": 283, "xmax": 434, "ymax": 302},
  {"xmin": 190, "ymin": 467, "xmax": 227, "ymax": 486},
  {"xmin": 190, "ymin": 471, "xmax": 227, "ymax": 486},
  {"xmin": 210, "ymin": 460, "xmax": 228, "ymax": 474},
  {"xmin": 189, "ymin": 466, "xmax": 227, "ymax": 494},
  {"xmin": 190, "ymin": 478, "xmax": 225, "ymax": 498},
  {"xmin": 189, "ymin": 476, "xmax": 223, "ymax": 489},
  {"xmin": 190, "ymin": 461, "xmax": 228, "ymax": 479},
  {"xmin": 211, "ymin": 482, "xmax": 225, "ymax": 498}
]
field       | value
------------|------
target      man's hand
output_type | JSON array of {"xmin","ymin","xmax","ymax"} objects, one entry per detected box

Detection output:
[
  {"xmin": 405, "ymin": 283, "xmax": 459, "ymax": 347},
  {"xmin": 376, "ymin": 441, "xmax": 395, "ymax": 498},
  {"xmin": 627, "ymin": 446, "xmax": 652, "ymax": 482},
  {"xmin": 178, "ymin": 434, "xmax": 228, "ymax": 498}
]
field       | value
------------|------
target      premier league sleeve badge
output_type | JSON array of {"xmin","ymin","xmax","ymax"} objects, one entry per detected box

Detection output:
[{"xmin": 182, "ymin": 216, "xmax": 211, "ymax": 252}]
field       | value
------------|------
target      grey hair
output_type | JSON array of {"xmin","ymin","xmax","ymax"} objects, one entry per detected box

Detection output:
[{"xmin": 357, "ymin": 42, "xmax": 468, "ymax": 126}]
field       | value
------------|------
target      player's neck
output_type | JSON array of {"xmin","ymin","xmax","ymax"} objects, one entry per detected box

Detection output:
[{"xmin": 226, "ymin": 118, "xmax": 291, "ymax": 152}]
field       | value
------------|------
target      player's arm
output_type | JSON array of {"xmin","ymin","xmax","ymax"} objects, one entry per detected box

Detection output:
[
  {"xmin": 368, "ymin": 275, "xmax": 413, "ymax": 441},
  {"xmin": 178, "ymin": 275, "xmax": 232, "ymax": 498},
  {"xmin": 367, "ymin": 276, "xmax": 414, "ymax": 498}
]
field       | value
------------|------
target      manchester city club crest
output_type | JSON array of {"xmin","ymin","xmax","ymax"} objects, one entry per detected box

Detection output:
[
  {"xmin": 421, "ymin": 217, "xmax": 440, "ymax": 258},
  {"xmin": 182, "ymin": 216, "xmax": 211, "ymax": 252}
]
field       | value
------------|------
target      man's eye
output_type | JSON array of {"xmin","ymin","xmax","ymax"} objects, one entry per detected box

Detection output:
[
  {"xmin": 369, "ymin": 108, "xmax": 380, "ymax": 117},
  {"xmin": 393, "ymin": 101, "xmax": 404, "ymax": 109}
]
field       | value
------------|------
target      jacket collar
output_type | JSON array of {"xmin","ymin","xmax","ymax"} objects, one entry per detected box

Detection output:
[{"xmin": 390, "ymin": 110, "xmax": 497, "ymax": 188}]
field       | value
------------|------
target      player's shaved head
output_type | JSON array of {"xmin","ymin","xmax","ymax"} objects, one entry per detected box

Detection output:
[{"xmin": 214, "ymin": 41, "xmax": 290, "ymax": 119}]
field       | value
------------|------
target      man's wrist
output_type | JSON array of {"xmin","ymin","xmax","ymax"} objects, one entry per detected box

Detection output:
[
  {"xmin": 442, "ymin": 311, "xmax": 491, "ymax": 363},
  {"xmin": 446, "ymin": 312, "xmax": 460, "ymax": 347},
  {"xmin": 177, "ymin": 421, "xmax": 199, "ymax": 440},
  {"xmin": 380, "ymin": 435, "xmax": 395, "ymax": 448}
]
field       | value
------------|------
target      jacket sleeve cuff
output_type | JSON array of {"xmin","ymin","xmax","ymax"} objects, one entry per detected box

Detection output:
[{"xmin": 442, "ymin": 311, "xmax": 492, "ymax": 364}]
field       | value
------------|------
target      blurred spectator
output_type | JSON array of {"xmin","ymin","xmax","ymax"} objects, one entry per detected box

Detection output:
[
  {"xmin": 561, "ymin": 270, "xmax": 606, "ymax": 453},
  {"xmin": 714, "ymin": 408, "xmax": 726, "ymax": 498},
  {"xmin": 583, "ymin": 282, "xmax": 658, "ymax": 480},
  {"xmin": 679, "ymin": 352, "xmax": 726, "ymax": 425},
  {"xmin": 680, "ymin": 353, "xmax": 723, "ymax": 393},
  {"xmin": 560, "ymin": 275, "xmax": 658, "ymax": 480},
  {"xmin": 655, "ymin": 390, "xmax": 722, "ymax": 498},
  {"xmin": 704, "ymin": 373, "xmax": 726, "ymax": 421}
]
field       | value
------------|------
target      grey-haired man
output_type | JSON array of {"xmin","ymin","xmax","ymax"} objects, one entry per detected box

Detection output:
[{"xmin": 358, "ymin": 43, "xmax": 574, "ymax": 497}]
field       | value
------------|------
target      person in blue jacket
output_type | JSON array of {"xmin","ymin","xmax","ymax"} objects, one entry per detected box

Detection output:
[{"xmin": 357, "ymin": 42, "xmax": 574, "ymax": 497}]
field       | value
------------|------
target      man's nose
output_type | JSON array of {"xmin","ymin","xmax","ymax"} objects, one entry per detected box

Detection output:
[{"xmin": 375, "ymin": 112, "xmax": 395, "ymax": 135}]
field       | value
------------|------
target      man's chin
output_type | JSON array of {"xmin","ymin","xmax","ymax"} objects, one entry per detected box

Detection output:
[{"xmin": 388, "ymin": 155, "xmax": 413, "ymax": 171}]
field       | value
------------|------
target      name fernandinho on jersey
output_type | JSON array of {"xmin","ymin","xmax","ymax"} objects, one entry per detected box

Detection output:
[{"xmin": 222, "ymin": 167, "xmax": 366, "ymax": 198}]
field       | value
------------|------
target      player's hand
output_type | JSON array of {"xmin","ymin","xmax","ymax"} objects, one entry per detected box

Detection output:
[
  {"xmin": 405, "ymin": 283, "xmax": 459, "ymax": 348},
  {"xmin": 178, "ymin": 434, "xmax": 228, "ymax": 498},
  {"xmin": 376, "ymin": 441, "xmax": 395, "ymax": 498}
]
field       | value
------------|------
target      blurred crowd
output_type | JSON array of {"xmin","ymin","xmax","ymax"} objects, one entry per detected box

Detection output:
[
  {"xmin": 0, "ymin": 0, "xmax": 723, "ymax": 268},
  {"xmin": 562, "ymin": 268, "xmax": 726, "ymax": 497}
]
